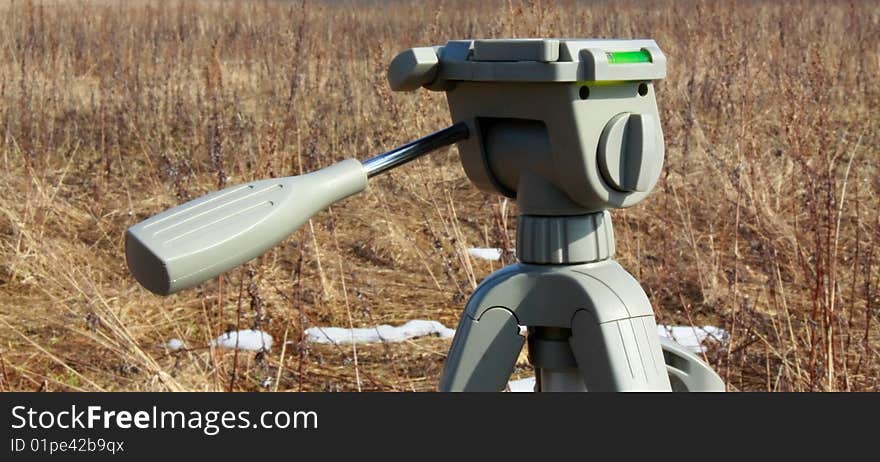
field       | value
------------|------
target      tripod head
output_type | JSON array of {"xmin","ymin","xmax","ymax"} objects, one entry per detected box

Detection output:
[{"xmin": 389, "ymin": 39, "xmax": 667, "ymax": 215}]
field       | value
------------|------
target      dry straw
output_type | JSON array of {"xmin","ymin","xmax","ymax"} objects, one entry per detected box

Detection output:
[{"xmin": 0, "ymin": 0, "xmax": 877, "ymax": 391}]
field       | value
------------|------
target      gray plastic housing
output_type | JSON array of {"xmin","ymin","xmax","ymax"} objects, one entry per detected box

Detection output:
[
  {"xmin": 660, "ymin": 337, "xmax": 726, "ymax": 392},
  {"xmin": 126, "ymin": 159, "xmax": 367, "ymax": 295},
  {"xmin": 452, "ymin": 82, "xmax": 663, "ymax": 214},
  {"xmin": 387, "ymin": 38, "xmax": 666, "ymax": 90},
  {"xmin": 440, "ymin": 259, "xmax": 671, "ymax": 391},
  {"xmin": 388, "ymin": 38, "xmax": 667, "ymax": 215}
]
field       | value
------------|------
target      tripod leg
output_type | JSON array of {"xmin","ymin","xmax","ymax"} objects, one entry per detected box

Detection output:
[
  {"xmin": 439, "ymin": 307, "xmax": 525, "ymax": 391},
  {"xmin": 569, "ymin": 309, "xmax": 671, "ymax": 391}
]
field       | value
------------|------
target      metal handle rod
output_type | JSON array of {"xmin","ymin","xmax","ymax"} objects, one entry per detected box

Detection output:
[{"xmin": 362, "ymin": 122, "xmax": 469, "ymax": 177}]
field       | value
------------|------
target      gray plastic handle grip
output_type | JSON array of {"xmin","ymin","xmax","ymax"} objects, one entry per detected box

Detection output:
[{"xmin": 126, "ymin": 159, "xmax": 367, "ymax": 295}]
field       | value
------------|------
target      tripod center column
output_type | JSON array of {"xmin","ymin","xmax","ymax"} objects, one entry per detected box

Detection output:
[{"xmin": 518, "ymin": 211, "xmax": 617, "ymax": 392}]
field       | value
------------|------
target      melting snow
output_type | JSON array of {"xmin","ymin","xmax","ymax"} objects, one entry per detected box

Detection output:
[
  {"xmin": 212, "ymin": 329, "xmax": 273, "ymax": 351},
  {"xmin": 305, "ymin": 320, "xmax": 455, "ymax": 344},
  {"xmin": 304, "ymin": 319, "xmax": 725, "ymax": 355},
  {"xmin": 466, "ymin": 247, "xmax": 503, "ymax": 261},
  {"xmin": 657, "ymin": 325, "xmax": 726, "ymax": 353},
  {"xmin": 508, "ymin": 376, "xmax": 536, "ymax": 392}
]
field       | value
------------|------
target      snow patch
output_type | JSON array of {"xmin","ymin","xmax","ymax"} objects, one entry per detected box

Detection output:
[
  {"xmin": 305, "ymin": 320, "xmax": 455, "ymax": 344},
  {"xmin": 467, "ymin": 247, "xmax": 502, "ymax": 261},
  {"xmin": 303, "ymin": 320, "xmax": 725, "ymax": 354},
  {"xmin": 657, "ymin": 325, "xmax": 726, "ymax": 353},
  {"xmin": 212, "ymin": 329, "xmax": 273, "ymax": 351},
  {"xmin": 508, "ymin": 376, "xmax": 536, "ymax": 392}
]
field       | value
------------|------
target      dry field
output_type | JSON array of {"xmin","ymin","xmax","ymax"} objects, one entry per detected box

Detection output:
[{"xmin": 0, "ymin": 0, "xmax": 877, "ymax": 392}]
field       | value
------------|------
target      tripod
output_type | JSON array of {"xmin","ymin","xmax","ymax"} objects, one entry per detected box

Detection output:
[{"xmin": 390, "ymin": 39, "xmax": 723, "ymax": 392}]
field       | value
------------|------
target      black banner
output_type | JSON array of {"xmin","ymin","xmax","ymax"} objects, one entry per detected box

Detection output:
[{"xmin": 1, "ymin": 393, "xmax": 875, "ymax": 460}]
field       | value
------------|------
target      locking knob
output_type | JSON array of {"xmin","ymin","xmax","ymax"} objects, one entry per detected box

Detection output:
[{"xmin": 597, "ymin": 113, "xmax": 663, "ymax": 193}]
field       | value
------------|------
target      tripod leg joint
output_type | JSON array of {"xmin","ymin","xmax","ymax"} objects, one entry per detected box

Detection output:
[{"xmin": 439, "ymin": 307, "xmax": 524, "ymax": 392}]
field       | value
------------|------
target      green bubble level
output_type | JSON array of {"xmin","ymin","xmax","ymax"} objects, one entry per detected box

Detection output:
[{"xmin": 606, "ymin": 49, "xmax": 652, "ymax": 64}]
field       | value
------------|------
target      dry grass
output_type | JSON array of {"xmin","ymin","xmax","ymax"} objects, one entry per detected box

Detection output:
[{"xmin": 0, "ymin": 0, "xmax": 877, "ymax": 392}]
